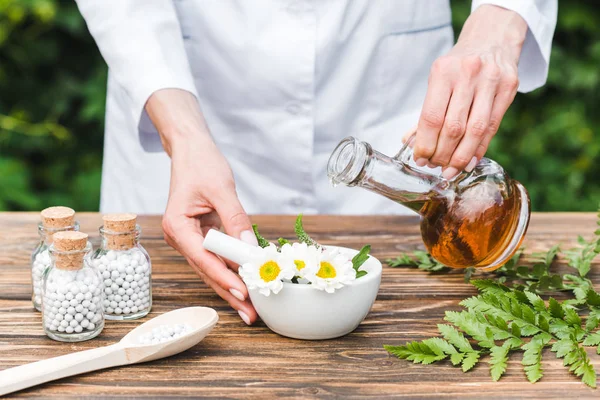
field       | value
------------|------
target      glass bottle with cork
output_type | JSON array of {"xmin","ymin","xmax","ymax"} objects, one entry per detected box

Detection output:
[
  {"xmin": 31, "ymin": 206, "xmax": 79, "ymax": 311},
  {"xmin": 327, "ymin": 134, "xmax": 530, "ymax": 271},
  {"xmin": 42, "ymin": 231, "xmax": 104, "ymax": 342},
  {"xmin": 92, "ymin": 214, "xmax": 152, "ymax": 320}
]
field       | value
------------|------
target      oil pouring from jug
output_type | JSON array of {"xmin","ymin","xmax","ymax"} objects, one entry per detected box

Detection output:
[{"xmin": 327, "ymin": 134, "xmax": 530, "ymax": 271}]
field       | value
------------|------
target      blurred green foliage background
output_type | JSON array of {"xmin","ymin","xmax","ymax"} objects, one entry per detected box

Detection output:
[{"xmin": 0, "ymin": 0, "xmax": 598, "ymax": 212}]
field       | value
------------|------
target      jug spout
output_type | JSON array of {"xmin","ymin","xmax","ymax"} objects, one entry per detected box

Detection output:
[{"xmin": 327, "ymin": 137, "xmax": 442, "ymax": 214}]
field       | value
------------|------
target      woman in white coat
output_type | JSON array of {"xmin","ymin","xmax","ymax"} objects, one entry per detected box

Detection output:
[{"xmin": 75, "ymin": 0, "xmax": 556, "ymax": 324}]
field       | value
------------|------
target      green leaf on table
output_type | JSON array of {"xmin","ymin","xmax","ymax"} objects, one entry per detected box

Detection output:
[
  {"xmin": 437, "ymin": 324, "xmax": 474, "ymax": 353},
  {"xmin": 386, "ymin": 250, "xmax": 447, "ymax": 272},
  {"xmin": 490, "ymin": 345, "xmax": 510, "ymax": 381},
  {"xmin": 384, "ymin": 342, "xmax": 447, "ymax": 365},
  {"xmin": 461, "ymin": 351, "xmax": 481, "ymax": 372}
]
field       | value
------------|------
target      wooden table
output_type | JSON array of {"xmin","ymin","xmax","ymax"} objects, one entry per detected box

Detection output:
[{"xmin": 1, "ymin": 213, "xmax": 599, "ymax": 399}]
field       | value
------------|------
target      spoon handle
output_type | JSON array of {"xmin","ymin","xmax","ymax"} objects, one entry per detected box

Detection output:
[{"xmin": 0, "ymin": 343, "xmax": 127, "ymax": 396}]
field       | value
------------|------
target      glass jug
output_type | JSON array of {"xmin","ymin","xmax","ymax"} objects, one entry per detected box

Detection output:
[{"xmin": 327, "ymin": 135, "xmax": 530, "ymax": 271}]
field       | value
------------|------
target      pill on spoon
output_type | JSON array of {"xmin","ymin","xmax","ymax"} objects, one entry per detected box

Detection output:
[{"xmin": 137, "ymin": 323, "xmax": 193, "ymax": 345}]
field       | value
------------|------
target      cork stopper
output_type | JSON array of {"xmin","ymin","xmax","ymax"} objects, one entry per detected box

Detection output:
[
  {"xmin": 52, "ymin": 231, "xmax": 88, "ymax": 271},
  {"xmin": 41, "ymin": 206, "xmax": 75, "ymax": 229},
  {"xmin": 102, "ymin": 213, "xmax": 137, "ymax": 250}
]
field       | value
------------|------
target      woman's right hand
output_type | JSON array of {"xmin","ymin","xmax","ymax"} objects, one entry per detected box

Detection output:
[{"xmin": 146, "ymin": 89, "xmax": 258, "ymax": 325}]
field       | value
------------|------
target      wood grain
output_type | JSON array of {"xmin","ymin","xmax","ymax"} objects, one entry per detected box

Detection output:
[{"xmin": 1, "ymin": 212, "xmax": 599, "ymax": 399}]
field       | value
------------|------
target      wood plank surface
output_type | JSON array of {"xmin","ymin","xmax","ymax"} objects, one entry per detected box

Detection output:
[{"xmin": 0, "ymin": 212, "xmax": 599, "ymax": 399}]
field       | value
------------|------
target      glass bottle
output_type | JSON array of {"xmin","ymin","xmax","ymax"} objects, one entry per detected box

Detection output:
[
  {"xmin": 92, "ymin": 213, "xmax": 152, "ymax": 320},
  {"xmin": 31, "ymin": 206, "xmax": 79, "ymax": 312},
  {"xmin": 43, "ymin": 231, "xmax": 104, "ymax": 342},
  {"xmin": 327, "ymin": 135, "xmax": 530, "ymax": 271}
]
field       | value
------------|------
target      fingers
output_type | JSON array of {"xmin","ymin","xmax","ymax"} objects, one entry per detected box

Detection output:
[
  {"xmin": 162, "ymin": 212, "xmax": 250, "ymax": 303},
  {"xmin": 214, "ymin": 187, "xmax": 258, "ymax": 247},
  {"xmin": 474, "ymin": 70, "xmax": 519, "ymax": 160},
  {"xmin": 414, "ymin": 58, "xmax": 453, "ymax": 165},
  {"xmin": 429, "ymin": 81, "xmax": 475, "ymax": 173},
  {"xmin": 444, "ymin": 82, "xmax": 495, "ymax": 178},
  {"xmin": 194, "ymin": 265, "xmax": 258, "ymax": 325}
]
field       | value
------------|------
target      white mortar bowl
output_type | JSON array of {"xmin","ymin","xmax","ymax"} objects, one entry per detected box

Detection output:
[{"xmin": 248, "ymin": 246, "xmax": 382, "ymax": 340}]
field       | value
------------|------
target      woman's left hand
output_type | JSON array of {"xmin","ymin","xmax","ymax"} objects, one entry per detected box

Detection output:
[{"xmin": 413, "ymin": 4, "xmax": 528, "ymax": 179}]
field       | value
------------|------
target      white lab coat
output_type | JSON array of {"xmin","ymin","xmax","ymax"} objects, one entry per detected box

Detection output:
[{"xmin": 75, "ymin": 0, "xmax": 557, "ymax": 215}]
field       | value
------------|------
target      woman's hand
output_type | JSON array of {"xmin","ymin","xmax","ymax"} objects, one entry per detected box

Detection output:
[
  {"xmin": 414, "ymin": 5, "xmax": 528, "ymax": 179},
  {"xmin": 146, "ymin": 89, "xmax": 258, "ymax": 325}
]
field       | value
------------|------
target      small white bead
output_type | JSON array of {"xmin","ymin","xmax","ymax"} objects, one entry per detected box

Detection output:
[
  {"xmin": 88, "ymin": 323, "xmax": 95, "ymax": 330},
  {"xmin": 86, "ymin": 312, "xmax": 95, "ymax": 320},
  {"xmin": 69, "ymin": 319, "xmax": 78, "ymax": 328},
  {"xmin": 114, "ymin": 308, "xmax": 122, "ymax": 314},
  {"xmin": 67, "ymin": 307, "xmax": 76, "ymax": 315},
  {"xmin": 75, "ymin": 313, "xmax": 84, "ymax": 322},
  {"xmin": 106, "ymin": 307, "xmax": 114, "ymax": 314},
  {"xmin": 74, "ymin": 325, "xmax": 83, "ymax": 333},
  {"xmin": 81, "ymin": 319, "xmax": 89, "ymax": 328},
  {"xmin": 64, "ymin": 314, "xmax": 73, "ymax": 322},
  {"xmin": 65, "ymin": 326, "xmax": 74, "ymax": 334}
]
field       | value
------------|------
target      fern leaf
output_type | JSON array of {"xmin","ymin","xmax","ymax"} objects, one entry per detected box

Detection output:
[
  {"xmin": 461, "ymin": 351, "xmax": 480, "ymax": 372},
  {"xmin": 384, "ymin": 342, "xmax": 447, "ymax": 365},
  {"xmin": 437, "ymin": 324, "xmax": 473, "ymax": 353},
  {"xmin": 489, "ymin": 345, "xmax": 510, "ymax": 381}
]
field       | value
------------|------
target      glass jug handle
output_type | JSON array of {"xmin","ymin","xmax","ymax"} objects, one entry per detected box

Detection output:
[{"xmin": 392, "ymin": 128, "xmax": 448, "ymax": 182}]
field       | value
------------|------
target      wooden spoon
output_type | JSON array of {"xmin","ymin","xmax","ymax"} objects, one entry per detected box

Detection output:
[{"xmin": 0, "ymin": 306, "xmax": 218, "ymax": 396}]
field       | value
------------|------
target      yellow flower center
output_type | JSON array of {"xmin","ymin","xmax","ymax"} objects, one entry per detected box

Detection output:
[
  {"xmin": 317, "ymin": 261, "xmax": 337, "ymax": 279},
  {"xmin": 294, "ymin": 260, "xmax": 306, "ymax": 271},
  {"xmin": 259, "ymin": 260, "xmax": 281, "ymax": 282}
]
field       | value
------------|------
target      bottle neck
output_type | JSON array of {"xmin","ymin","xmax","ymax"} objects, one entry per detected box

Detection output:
[
  {"xmin": 100, "ymin": 226, "xmax": 140, "ymax": 251},
  {"xmin": 38, "ymin": 222, "xmax": 80, "ymax": 245},
  {"xmin": 327, "ymin": 137, "xmax": 442, "ymax": 214}
]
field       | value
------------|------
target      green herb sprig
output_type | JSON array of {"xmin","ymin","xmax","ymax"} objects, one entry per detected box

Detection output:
[
  {"xmin": 385, "ymin": 207, "xmax": 600, "ymax": 388},
  {"xmin": 252, "ymin": 215, "xmax": 371, "ymax": 279}
]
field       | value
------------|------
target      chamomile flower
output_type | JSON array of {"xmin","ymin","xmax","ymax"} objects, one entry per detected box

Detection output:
[
  {"xmin": 280, "ymin": 242, "xmax": 320, "ymax": 283},
  {"xmin": 305, "ymin": 248, "xmax": 356, "ymax": 293},
  {"xmin": 238, "ymin": 244, "xmax": 295, "ymax": 296}
]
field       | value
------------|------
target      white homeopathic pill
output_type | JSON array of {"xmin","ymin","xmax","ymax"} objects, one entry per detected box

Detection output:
[{"xmin": 137, "ymin": 323, "xmax": 194, "ymax": 345}]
